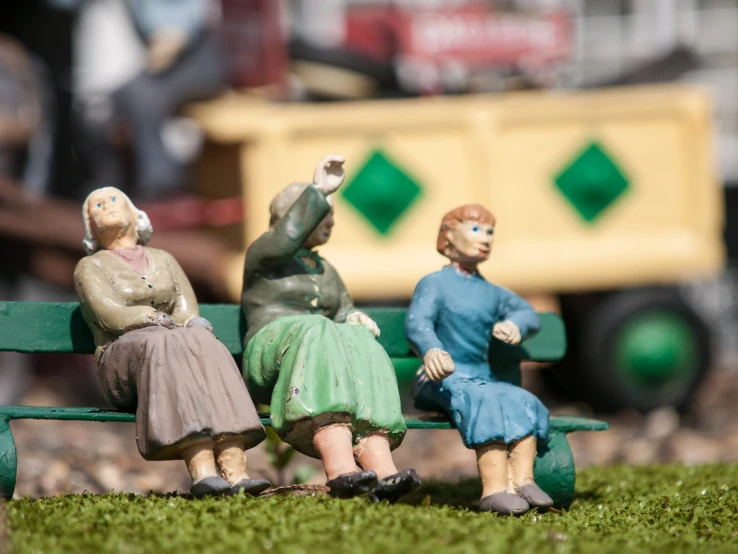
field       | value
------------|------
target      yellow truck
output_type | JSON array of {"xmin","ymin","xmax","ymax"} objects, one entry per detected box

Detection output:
[{"xmin": 189, "ymin": 83, "xmax": 724, "ymax": 413}]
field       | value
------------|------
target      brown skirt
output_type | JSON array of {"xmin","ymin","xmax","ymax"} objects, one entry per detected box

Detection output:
[{"xmin": 99, "ymin": 325, "xmax": 265, "ymax": 461}]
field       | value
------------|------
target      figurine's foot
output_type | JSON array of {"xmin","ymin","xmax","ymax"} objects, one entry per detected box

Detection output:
[
  {"xmin": 190, "ymin": 476, "xmax": 232, "ymax": 498},
  {"xmin": 230, "ymin": 478, "xmax": 272, "ymax": 496},
  {"xmin": 516, "ymin": 483, "xmax": 554, "ymax": 508},
  {"xmin": 479, "ymin": 492, "xmax": 530, "ymax": 515},
  {"xmin": 326, "ymin": 470, "xmax": 378, "ymax": 499},
  {"xmin": 369, "ymin": 469, "xmax": 422, "ymax": 504}
]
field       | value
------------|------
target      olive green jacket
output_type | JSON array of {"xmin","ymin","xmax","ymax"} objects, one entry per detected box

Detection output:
[
  {"xmin": 241, "ymin": 185, "xmax": 356, "ymax": 345},
  {"xmin": 74, "ymin": 247, "xmax": 199, "ymax": 362}
]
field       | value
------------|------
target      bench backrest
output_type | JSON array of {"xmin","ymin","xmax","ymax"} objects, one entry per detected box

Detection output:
[{"xmin": 0, "ymin": 302, "xmax": 566, "ymax": 385}]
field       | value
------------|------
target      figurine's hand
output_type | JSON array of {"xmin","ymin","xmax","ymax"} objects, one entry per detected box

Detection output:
[
  {"xmin": 155, "ymin": 312, "xmax": 178, "ymax": 329},
  {"xmin": 346, "ymin": 311, "xmax": 380, "ymax": 338},
  {"xmin": 423, "ymin": 348, "xmax": 455, "ymax": 382},
  {"xmin": 313, "ymin": 154, "xmax": 345, "ymax": 195},
  {"xmin": 492, "ymin": 321, "xmax": 521, "ymax": 345},
  {"xmin": 147, "ymin": 28, "xmax": 188, "ymax": 73},
  {"xmin": 184, "ymin": 316, "xmax": 214, "ymax": 333}
]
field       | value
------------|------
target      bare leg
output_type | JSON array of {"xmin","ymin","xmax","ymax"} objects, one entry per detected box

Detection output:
[
  {"xmin": 353, "ymin": 434, "xmax": 398, "ymax": 479},
  {"xmin": 476, "ymin": 441, "xmax": 530, "ymax": 514},
  {"xmin": 508, "ymin": 435, "xmax": 552, "ymax": 508},
  {"xmin": 312, "ymin": 424, "xmax": 360, "ymax": 480},
  {"xmin": 507, "ymin": 435, "xmax": 536, "ymax": 489},
  {"xmin": 214, "ymin": 438, "xmax": 249, "ymax": 485},
  {"xmin": 476, "ymin": 442, "xmax": 508, "ymax": 498},
  {"xmin": 182, "ymin": 441, "xmax": 219, "ymax": 483}
]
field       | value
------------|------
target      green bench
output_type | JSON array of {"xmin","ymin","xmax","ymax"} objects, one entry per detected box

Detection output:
[{"xmin": 0, "ymin": 302, "xmax": 608, "ymax": 507}]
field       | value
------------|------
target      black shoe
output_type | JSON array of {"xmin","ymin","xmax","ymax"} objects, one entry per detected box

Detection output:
[
  {"xmin": 479, "ymin": 492, "xmax": 530, "ymax": 515},
  {"xmin": 190, "ymin": 476, "xmax": 232, "ymax": 498},
  {"xmin": 369, "ymin": 469, "xmax": 422, "ymax": 504},
  {"xmin": 326, "ymin": 470, "xmax": 378, "ymax": 499},
  {"xmin": 230, "ymin": 478, "xmax": 272, "ymax": 496}
]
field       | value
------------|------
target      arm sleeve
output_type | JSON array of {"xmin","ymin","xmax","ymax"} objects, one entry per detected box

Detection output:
[
  {"xmin": 496, "ymin": 286, "xmax": 541, "ymax": 339},
  {"xmin": 334, "ymin": 277, "xmax": 357, "ymax": 323},
  {"xmin": 405, "ymin": 274, "xmax": 446, "ymax": 358},
  {"xmin": 126, "ymin": 0, "xmax": 210, "ymax": 42},
  {"xmin": 165, "ymin": 252, "xmax": 200, "ymax": 324},
  {"xmin": 243, "ymin": 185, "xmax": 331, "ymax": 281},
  {"xmin": 74, "ymin": 258, "xmax": 158, "ymax": 336}
]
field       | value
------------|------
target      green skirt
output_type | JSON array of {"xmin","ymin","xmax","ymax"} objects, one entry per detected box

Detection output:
[{"xmin": 244, "ymin": 315, "xmax": 407, "ymax": 458}]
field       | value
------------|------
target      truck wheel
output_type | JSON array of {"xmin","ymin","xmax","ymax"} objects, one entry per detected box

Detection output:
[{"xmin": 576, "ymin": 288, "xmax": 711, "ymax": 413}]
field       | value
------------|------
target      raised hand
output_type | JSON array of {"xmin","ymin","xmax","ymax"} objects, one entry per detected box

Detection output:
[
  {"xmin": 492, "ymin": 321, "xmax": 521, "ymax": 345},
  {"xmin": 313, "ymin": 154, "xmax": 346, "ymax": 195},
  {"xmin": 423, "ymin": 348, "xmax": 455, "ymax": 382}
]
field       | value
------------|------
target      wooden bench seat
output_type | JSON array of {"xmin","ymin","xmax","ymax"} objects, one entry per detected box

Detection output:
[{"xmin": 0, "ymin": 302, "xmax": 608, "ymax": 507}]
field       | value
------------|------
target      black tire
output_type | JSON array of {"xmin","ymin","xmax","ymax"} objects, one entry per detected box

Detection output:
[{"xmin": 573, "ymin": 288, "xmax": 712, "ymax": 413}]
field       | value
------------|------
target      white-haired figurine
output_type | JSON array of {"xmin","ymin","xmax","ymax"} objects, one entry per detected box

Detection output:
[{"xmin": 74, "ymin": 186, "xmax": 269, "ymax": 498}]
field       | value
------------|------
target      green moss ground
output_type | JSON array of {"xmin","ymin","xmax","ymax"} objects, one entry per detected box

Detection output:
[{"xmin": 5, "ymin": 463, "xmax": 738, "ymax": 554}]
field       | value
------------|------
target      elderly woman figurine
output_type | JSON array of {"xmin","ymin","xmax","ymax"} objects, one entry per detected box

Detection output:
[
  {"xmin": 405, "ymin": 204, "xmax": 552, "ymax": 515},
  {"xmin": 242, "ymin": 155, "xmax": 420, "ymax": 502},
  {"xmin": 74, "ymin": 186, "xmax": 269, "ymax": 497}
]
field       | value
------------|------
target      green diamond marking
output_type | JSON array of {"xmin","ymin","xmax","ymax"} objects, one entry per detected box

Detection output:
[
  {"xmin": 554, "ymin": 141, "xmax": 630, "ymax": 223},
  {"xmin": 341, "ymin": 149, "xmax": 423, "ymax": 235}
]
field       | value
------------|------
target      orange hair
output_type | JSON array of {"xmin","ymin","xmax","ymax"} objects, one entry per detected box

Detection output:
[{"xmin": 436, "ymin": 204, "xmax": 496, "ymax": 256}]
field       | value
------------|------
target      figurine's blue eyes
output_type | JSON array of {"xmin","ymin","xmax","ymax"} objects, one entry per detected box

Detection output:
[
  {"xmin": 112, "ymin": 196, "xmax": 116, "ymax": 202},
  {"xmin": 472, "ymin": 226, "xmax": 479, "ymax": 232},
  {"xmin": 96, "ymin": 203, "xmax": 102, "ymax": 208},
  {"xmin": 487, "ymin": 229, "xmax": 494, "ymax": 236}
]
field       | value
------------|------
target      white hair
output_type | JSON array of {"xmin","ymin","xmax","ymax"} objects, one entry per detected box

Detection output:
[
  {"xmin": 269, "ymin": 182, "xmax": 332, "ymax": 228},
  {"xmin": 82, "ymin": 187, "xmax": 153, "ymax": 255}
]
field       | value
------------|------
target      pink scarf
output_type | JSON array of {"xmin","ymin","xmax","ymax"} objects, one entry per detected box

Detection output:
[{"xmin": 110, "ymin": 246, "xmax": 149, "ymax": 276}]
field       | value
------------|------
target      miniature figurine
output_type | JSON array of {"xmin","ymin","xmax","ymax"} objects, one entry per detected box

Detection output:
[
  {"xmin": 405, "ymin": 204, "xmax": 552, "ymax": 515},
  {"xmin": 74, "ymin": 186, "xmax": 269, "ymax": 498},
  {"xmin": 241, "ymin": 154, "xmax": 420, "ymax": 502}
]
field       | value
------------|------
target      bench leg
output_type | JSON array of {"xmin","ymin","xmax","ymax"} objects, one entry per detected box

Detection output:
[
  {"xmin": 533, "ymin": 431, "xmax": 575, "ymax": 510},
  {"xmin": 0, "ymin": 418, "xmax": 17, "ymax": 500}
]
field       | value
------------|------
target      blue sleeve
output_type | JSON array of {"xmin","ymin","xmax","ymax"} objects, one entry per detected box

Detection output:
[
  {"xmin": 126, "ymin": 0, "xmax": 209, "ymax": 41},
  {"xmin": 405, "ymin": 274, "xmax": 445, "ymax": 358},
  {"xmin": 496, "ymin": 286, "xmax": 541, "ymax": 339}
]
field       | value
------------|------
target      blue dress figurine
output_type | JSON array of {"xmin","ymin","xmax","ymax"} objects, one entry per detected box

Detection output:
[{"xmin": 406, "ymin": 204, "xmax": 553, "ymax": 515}]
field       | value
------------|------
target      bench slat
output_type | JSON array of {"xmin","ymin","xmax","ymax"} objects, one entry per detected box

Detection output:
[
  {"xmin": 0, "ymin": 406, "xmax": 607, "ymax": 432},
  {"xmin": 0, "ymin": 302, "xmax": 566, "ymax": 362}
]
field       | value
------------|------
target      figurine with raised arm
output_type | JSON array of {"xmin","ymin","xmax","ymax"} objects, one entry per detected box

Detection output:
[
  {"xmin": 74, "ymin": 186, "xmax": 269, "ymax": 498},
  {"xmin": 242, "ymin": 155, "xmax": 420, "ymax": 502},
  {"xmin": 405, "ymin": 204, "xmax": 552, "ymax": 515}
]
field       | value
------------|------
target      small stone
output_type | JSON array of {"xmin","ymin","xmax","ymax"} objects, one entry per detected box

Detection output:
[
  {"xmin": 95, "ymin": 463, "xmax": 126, "ymax": 492},
  {"xmin": 643, "ymin": 407, "xmax": 680, "ymax": 441},
  {"xmin": 624, "ymin": 438, "xmax": 658, "ymax": 465},
  {"xmin": 666, "ymin": 432, "xmax": 723, "ymax": 465}
]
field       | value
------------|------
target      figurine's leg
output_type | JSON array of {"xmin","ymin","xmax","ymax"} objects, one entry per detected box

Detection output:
[
  {"xmin": 355, "ymin": 434, "xmax": 421, "ymax": 503},
  {"xmin": 214, "ymin": 437, "xmax": 271, "ymax": 496},
  {"xmin": 477, "ymin": 442, "xmax": 529, "ymax": 515},
  {"xmin": 312, "ymin": 424, "xmax": 360, "ymax": 479},
  {"xmin": 313, "ymin": 424, "xmax": 378, "ymax": 498},
  {"xmin": 508, "ymin": 435, "xmax": 553, "ymax": 509},
  {"xmin": 353, "ymin": 434, "xmax": 397, "ymax": 479},
  {"xmin": 477, "ymin": 442, "xmax": 509, "ymax": 497},
  {"xmin": 182, "ymin": 441, "xmax": 232, "ymax": 498}
]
